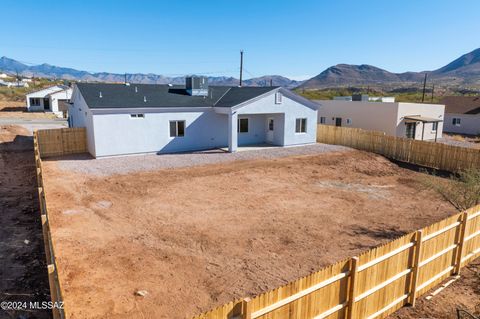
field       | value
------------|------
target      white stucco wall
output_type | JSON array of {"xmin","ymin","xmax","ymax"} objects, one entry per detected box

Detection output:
[
  {"xmin": 443, "ymin": 113, "xmax": 480, "ymax": 135},
  {"xmin": 235, "ymin": 91, "xmax": 317, "ymax": 146},
  {"xmin": 316, "ymin": 100, "xmax": 399, "ymax": 136},
  {"xmin": 69, "ymin": 88, "xmax": 96, "ymax": 155},
  {"xmin": 90, "ymin": 109, "xmax": 228, "ymax": 157},
  {"xmin": 316, "ymin": 100, "xmax": 444, "ymax": 140}
]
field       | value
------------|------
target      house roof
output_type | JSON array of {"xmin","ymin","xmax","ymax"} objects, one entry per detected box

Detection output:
[
  {"xmin": 440, "ymin": 96, "xmax": 480, "ymax": 114},
  {"xmin": 26, "ymin": 85, "xmax": 70, "ymax": 98},
  {"xmin": 75, "ymin": 83, "xmax": 279, "ymax": 109}
]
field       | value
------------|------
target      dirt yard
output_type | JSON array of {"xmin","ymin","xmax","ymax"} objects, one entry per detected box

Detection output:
[
  {"xmin": 0, "ymin": 125, "xmax": 51, "ymax": 319},
  {"xmin": 39, "ymin": 146, "xmax": 467, "ymax": 319},
  {"xmin": 392, "ymin": 259, "xmax": 480, "ymax": 319}
]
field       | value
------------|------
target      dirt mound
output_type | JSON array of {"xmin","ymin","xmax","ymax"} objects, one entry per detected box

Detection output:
[{"xmin": 0, "ymin": 125, "xmax": 32, "ymax": 151}]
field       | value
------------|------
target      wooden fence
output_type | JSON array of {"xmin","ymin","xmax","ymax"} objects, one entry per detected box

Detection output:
[
  {"xmin": 316, "ymin": 125, "xmax": 480, "ymax": 172},
  {"xmin": 193, "ymin": 205, "xmax": 480, "ymax": 319},
  {"xmin": 36, "ymin": 127, "xmax": 87, "ymax": 158},
  {"xmin": 34, "ymin": 131, "xmax": 66, "ymax": 319}
]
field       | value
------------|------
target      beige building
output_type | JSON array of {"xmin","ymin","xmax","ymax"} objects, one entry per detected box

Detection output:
[
  {"xmin": 315, "ymin": 99, "xmax": 445, "ymax": 141},
  {"xmin": 441, "ymin": 96, "xmax": 480, "ymax": 136}
]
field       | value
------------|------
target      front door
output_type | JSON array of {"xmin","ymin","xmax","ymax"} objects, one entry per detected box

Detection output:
[
  {"xmin": 405, "ymin": 122, "xmax": 416, "ymax": 139},
  {"xmin": 335, "ymin": 117, "xmax": 342, "ymax": 127},
  {"xmin": 266, "ymin": 118, "xmax": 274, "ymax": 143},
  {"xmin": 43, "ymin": 98, "xmax": 50, "ymax": 110}
]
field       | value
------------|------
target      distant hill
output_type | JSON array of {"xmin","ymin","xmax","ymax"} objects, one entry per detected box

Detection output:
[
  {"xmin": 0, "ymin": 57, "xmax": 302, "ymax": 88},
  {"xmin": 299, "ymin": 48, "xmax": 480, "ymax": 89}
]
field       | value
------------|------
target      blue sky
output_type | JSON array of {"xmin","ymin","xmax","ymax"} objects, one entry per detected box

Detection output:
[{"xmin": 2, "ymin": 0, "xmax": 479, "ymax": 80}]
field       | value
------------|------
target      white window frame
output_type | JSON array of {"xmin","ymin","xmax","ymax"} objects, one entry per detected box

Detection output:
[
  {"xmin": 432, "ymin": 122, "xmax": 438, "ymax": 131},
  {"xmin": 130, "ymin": 113, "xmax": 145, "ymax": 119},
  {"xmin": 320, "ymin": 117, "xmax": 326, "ymax": 124},
  {"xmin": 346, "ymin": 118, "xmax": 352, "ymax": 125},
  {"xmin": 275, "ymin": 92, "xmax": 282, "ymax": 104},
  {"xmin": 295, "ymin": 118, "xmax": 307, "ymax": 133},
  {"xmin": 452, "ymin": 118, "xmax": 461, "ymax": 126},
  {"xmin": 238, "ymin": 118, "xmax": 249, "ymax": 133},
  {"xmin": 169, "ymin": 120, "xmax": 185, "ymax": 137}
]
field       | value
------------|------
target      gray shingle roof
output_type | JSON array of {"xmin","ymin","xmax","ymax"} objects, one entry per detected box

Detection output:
[{"xmin": 76, "ymin": 83, "xmax": 279, "ymax": 109}]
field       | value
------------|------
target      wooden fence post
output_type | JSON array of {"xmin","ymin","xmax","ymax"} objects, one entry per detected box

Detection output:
[
  {"xmin": 408, "ymin": 230, "xmax": 423, "ymax": 307},
  {"xmin": 242, "ymin": 297, "xmax": 252, "ymax": 319},
  {"xmin": 346, "ymin": 257, "xmax": 359, "ymax": 319},
  {"xmin": 453, "ymin": 212, "xmax": 469, "ymax": 275}
]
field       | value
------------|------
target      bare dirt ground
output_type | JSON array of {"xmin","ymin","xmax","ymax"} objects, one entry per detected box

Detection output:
[
  {"xmin": 392, "ymin": 259, "xmax": 480, "ymax": 319},
  {"xmin": 0, "ymin": 101, "xmax": 56, "ymax": 119},
  {"xmin": 41, "ymin": 147, "xmax": 465, "ymax": 319},
  {"xmin": 0, "ymin": 125, "xmax": 51, "ymax": 319}
]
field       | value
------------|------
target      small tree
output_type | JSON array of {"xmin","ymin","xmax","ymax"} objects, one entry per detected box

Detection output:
[{"xmin": 424, "ymin": 168, "xmax": 480, "ymax": 211}]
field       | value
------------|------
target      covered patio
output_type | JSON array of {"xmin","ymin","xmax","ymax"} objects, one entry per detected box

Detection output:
[{"xmin": 404, "ymin": 115, "xmax": 443, "ymax": 141}]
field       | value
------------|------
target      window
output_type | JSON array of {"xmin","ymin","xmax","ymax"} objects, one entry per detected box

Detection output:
[
  {"xmin": 268, "ymin": 118, "xmax": 274, "ymax": 131},
  {"xmin": 170, "ymin": 120, "xmax": 185, "ymax": 137},
  {"xmin": 275, "ymin": 92, "xmax": 283, "ymax": 104},
  {"xmin": 432, "ymin": 122, "xmax": 438, "ymax": 131},
  {"xmin": 320, "ymin": 117, "xmax": 326, "ymax": 124},
  {"xmin": 238, "ymin": 118, "xmax": 249, "ymax": 133},
  {"xmin": 30, "ymin": 98, "xmax": 40, "ymax": 106},
  {"xmin": 295, "ymin": 118, "xmax": 307, "ymax": 133},
  {"xmin": 346, "ymin": 118, "xmax": 352, "ymax": 125},
  {"xmin": 452, "ymin": 118, "xmax": 461, "ymax": 126},
  {"xmin": 130, "ymin": 113, "xmax": 144, "ymax": 118}
]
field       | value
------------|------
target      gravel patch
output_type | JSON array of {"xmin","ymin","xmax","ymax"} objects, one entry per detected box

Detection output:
[
  {"xmin": 433, "ymin": 133, "xmax": 480, "ymax": 149},
  {"xmin": 52, "ymin": 143, "xmax": 351, "ymax": 176}
]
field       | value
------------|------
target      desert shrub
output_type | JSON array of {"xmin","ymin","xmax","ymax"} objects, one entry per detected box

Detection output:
[{"xmin": 423, "ymin": 168, "xmax": 480, "ymax": 211}]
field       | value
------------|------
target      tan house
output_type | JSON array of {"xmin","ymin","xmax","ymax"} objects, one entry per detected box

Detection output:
[
  {"xmin": 441, "ymin": 96, "xmax": 480, "ymax": 136},
  {"xmin": 315, "ymin": 98, "xmax": 445, "ymax": 141}
]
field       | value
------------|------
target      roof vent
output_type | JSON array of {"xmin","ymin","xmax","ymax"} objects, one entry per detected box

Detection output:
[
  {"xmin": 143, "ymin": 96, "xmax": 147, "ymax": 102},
  {"xmin": 168, "ymin": 83, "xmax": 173, "ymax": 87},
  {"xmin": 99, "ymin": 91, "xmax": 102, "ymax": 98},
  {"xmin": 135, "ymin": 86, "xmax": 138, "ymax": 93},
  {"xmin": 186, "ymin": 76, "xmax": 208, "ymax": 96}
]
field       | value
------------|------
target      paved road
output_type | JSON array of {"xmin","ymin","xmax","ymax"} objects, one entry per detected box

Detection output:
[{"xmin": 0, "ymin": 118, "xmax": 68, "ymax": 134}]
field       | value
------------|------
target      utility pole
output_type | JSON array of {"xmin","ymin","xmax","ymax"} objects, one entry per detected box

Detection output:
[
  {"xmin": 270, "ymin": 79, "xmax": 273, "ymax": 87},
  {"xmin": 124, "ymin": 73, "xmax": 127, "ymax": 84},
  {"xmin": 431, "ymin": 84, "xmax": 435, "ymax": 102},
  {"xmin": 239, "ymin": 50, "xmax": 244, "ymax": 87},
  {"xmin": 421, "ymin": 73, "xmax": 427, "ymax": 102}
]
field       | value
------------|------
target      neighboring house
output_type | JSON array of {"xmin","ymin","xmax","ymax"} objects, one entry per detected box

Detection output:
[
  {"xmin": 441, "ymin": 96, "xmax": 480, "ymax": 136},
  {"xmin": 0, "ymin": 73, "xmax": 9, "ymax": 78},
  {"xmin": 26, "ymin": 85, "xmax": 72, "ymax": 117},
  {"xmin": 334, "ymin": 95, "xmax": 395, "ymax": 102},
  {"xmin": 68, "ymin": 76, "xmax": 318, "ymax": 158},
  {"xmin": 0, "ymin": 80, "xmax": 29, "ymax": 88},
  {"xmin": 315, "ymin": 97, "xmax": 445, "ymax": 141}
]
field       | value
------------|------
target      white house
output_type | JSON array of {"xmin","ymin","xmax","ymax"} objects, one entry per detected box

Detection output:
[
  {"xmin": 315, "ymin": 98, "xmax": 445, "ymax": 141},
  {"xmin": 68, "ymin": 77, "xmax": 318, "ymax": 158},
  {"xmin": 26, "ymin": 85, "xmax": 72, "ymax": 117},
  {"xmin": 441, "ymin": 96, "xmax": 480, "ymax": 136}
]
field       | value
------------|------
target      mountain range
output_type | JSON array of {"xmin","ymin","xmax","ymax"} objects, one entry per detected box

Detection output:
[
  {"xmin": 299, "ymin": 48, "xmax": 480, "ymax": 89},
  {"xmin": 1, "ymin": 47, "xmax": 480, "ymax": 89},
  {"xmin": 0, "ymin": 56, "xmax": 301, "ymax": 88}
]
